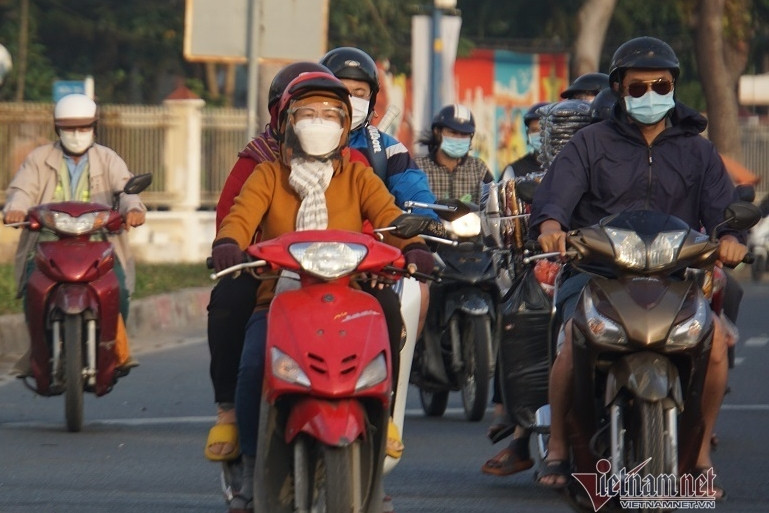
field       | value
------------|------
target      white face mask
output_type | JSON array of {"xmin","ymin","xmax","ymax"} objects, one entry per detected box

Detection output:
[
  {"xmin": 60, "ymin": 128, "xmax": 94, "ymax": 155},
  {"xmin": 349, "ymin": 96, "xmax": 370, "ymax": 130},
  {"xmin": 292, "ymin": 119, "xmax": 343, "ymax": 157}
]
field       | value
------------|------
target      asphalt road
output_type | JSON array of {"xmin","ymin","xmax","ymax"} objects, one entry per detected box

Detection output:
[{"xmin": 0, "ymin": 278, "xmax": 767, "ymax": 513}]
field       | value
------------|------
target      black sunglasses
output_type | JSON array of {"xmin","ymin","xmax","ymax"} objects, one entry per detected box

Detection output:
[{"xmin": 626, "ymin": 79, "xmax": 674, "ymax": 98}]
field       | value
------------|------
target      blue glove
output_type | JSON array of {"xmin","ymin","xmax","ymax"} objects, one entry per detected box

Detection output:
[
  {"xmin": 404, "ymin": 245, "xmax": 435, "ymax": 276},
  {"xmin": 211, "ymin": 242, "xmax": 244, "ymax": 273}
]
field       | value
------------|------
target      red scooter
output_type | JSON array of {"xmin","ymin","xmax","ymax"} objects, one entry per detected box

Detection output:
[
  {"xmin": 213, "ymin": 229, "xmax": 406, "ymax": 513},
  {"xmin": 13, "ymin": 173, "xmax": 152, "ymax": 432}
]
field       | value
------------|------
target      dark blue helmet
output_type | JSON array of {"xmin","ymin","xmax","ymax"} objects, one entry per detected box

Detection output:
[{"xmin": 432, "ymin": 104, "xmax": 475, "ymax": 134}]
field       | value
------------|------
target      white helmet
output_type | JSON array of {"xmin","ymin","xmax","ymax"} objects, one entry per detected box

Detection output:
[
  {"xmin": 0, "ymin": 44, "xmax": 11, "ymax": 87},
  {"xmin": 54, "ymin": 94, "xmax": 97, "ymax": 128}
]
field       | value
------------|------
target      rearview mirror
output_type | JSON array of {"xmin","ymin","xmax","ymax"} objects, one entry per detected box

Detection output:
[{"xmin": 724, "ymin": 201, "xmax": 762, "ymax": 231}]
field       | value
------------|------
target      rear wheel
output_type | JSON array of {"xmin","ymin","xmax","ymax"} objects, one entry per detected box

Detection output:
[
  {"xmin": 461, "ymin": 316, "xmax": 492, "ymax": 422},
  {"xmin": 64, "ymin": 315, "xmax": 84, "ymax": 432},
  {"xmin": 419, "ymin": 388, "xmax": 449, "ymax": 417}
]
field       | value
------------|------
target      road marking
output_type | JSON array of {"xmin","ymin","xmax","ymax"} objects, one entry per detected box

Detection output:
[
  {"xmin": 744, "ymin": 336, "xmax": 769, "ymax": 347},
  {"xmin": 721, "ymin": 404, "xmax": 769, "ymax": 411},
  {"xmin": 734, "ymin": 357, "xmax": 745, "ymax": 366}
]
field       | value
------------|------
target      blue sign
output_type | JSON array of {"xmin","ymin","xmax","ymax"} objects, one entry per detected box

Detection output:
[{"xmin": 53, "ymin": 80, "xmax": 86, "ymax": 102}]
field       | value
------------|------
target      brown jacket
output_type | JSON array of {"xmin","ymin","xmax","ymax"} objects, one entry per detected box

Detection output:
[{"xmin": 216, "ymin": 156, "xmax": 423, "ymax": 307}]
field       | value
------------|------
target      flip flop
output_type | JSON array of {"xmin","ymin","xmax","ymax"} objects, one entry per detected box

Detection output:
[
  {"xmin": 481, "ymin": 443, "xmax": 534, "ymax": 476},
  {"xmin": 386, "ymin": 419, "xmax": 404, "ymax": 459},
  {"xmin": 205, "ymin": 423, "xmax": 240, "ymax": 462},
  {"xmin": 535, "ymin": 459, "xmax": 571, "ymax": 489}
]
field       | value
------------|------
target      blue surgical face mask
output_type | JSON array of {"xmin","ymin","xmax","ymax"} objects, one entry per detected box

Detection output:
[
  {"xmin": 440, "ymin": 135, "xmax": 471, "ymax": 158},
  {"xmin": 527, "ymin": 132, "xmax": 542, "ymax": 152},
  {"xmin": 624, "ymin": 90, "xmax": 675, "ymax": 125}
]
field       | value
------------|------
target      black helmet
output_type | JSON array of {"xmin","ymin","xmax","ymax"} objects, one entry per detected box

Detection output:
[
  {"xmin": 320, "ymin": 47, "xmax": 380, "ymax": 115},
  {"xmin": 560, "ymin": 72, "xmax": 609, "ymax": 99},
  {"xmin": 523, "ymin": 101, "xmax": 551, "ymax": 127},
  {"xmin": 590, "ymin": 88, "xmax": 617, "ymax": 122},
  {"xmin": 432, "ymin": 104, "xmax": 475, "ymax": 134},
  {"xmin": 608, "ymin": 36, "xmax": 680, "ymax": 86},
  {"xmin": 268, "ymin": 62, "xmax": 333, "ymax": 130}
]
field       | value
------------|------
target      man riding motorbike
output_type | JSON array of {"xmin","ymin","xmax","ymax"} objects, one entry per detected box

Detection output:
[
  {"xmin": 210, "ymin": 71, "xmax": 433, "ymax": 513},
  {"xmin": 3, "ymin": 93, "xmax": 146, "ymax": 376},
  {"xmin": 530, "ymin": 37, "xmax": 746, "ymax": 500}
]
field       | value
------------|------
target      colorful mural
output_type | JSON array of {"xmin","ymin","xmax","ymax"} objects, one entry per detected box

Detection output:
[{"xmin": 373, "ymin": 49, "xmax": 569, "ymax": 178}]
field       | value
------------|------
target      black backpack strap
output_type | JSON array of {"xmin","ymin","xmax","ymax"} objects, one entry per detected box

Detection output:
[{"xmin": 363, "ymin": 125, "xmax": 388, "ymax": 182}]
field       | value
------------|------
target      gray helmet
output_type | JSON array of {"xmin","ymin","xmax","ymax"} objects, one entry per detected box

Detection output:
[
  {"xmin": 608, "ymin": 36, "xmax": 680, "ymax": 85},
  {"xmin": 560, "ymin": 72, "xmax": 609, "ymax": 99},
  {"xmin": 523, "ymin": 101, "xmax": 551, "ymax": 127}
]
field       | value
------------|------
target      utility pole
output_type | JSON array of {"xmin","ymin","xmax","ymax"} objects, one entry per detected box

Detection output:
[{"xmin": 430, "ymin": 0, "xmax": 458, "ymax": 121}]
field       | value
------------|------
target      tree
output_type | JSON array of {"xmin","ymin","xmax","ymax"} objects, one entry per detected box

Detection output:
[
  {"xmin": 572, "ymin": 0, "xmax": 617, "ymax": 76},
  {"xmin": 685, "ymin": 0, "xmax": 752, "ymax": 159}
]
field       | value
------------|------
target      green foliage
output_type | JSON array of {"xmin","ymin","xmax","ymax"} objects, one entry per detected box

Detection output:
[{"xmin": 0, "ymin": 263, "xmax": 212, "ymax": 315}]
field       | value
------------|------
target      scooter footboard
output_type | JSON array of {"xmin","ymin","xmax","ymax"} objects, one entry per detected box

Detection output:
[{"xmin": 284, "ymin": 398, "xmax": 367, "ymax": 446}]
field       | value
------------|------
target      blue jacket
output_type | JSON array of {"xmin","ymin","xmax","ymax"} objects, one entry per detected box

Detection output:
[
  {"xmin": 530, "ymin": 101, "xmax": 738, "ymax": 239},
  {"xmin": 348, "ymin": 127, "xmax": 438, "ymax": 219}
]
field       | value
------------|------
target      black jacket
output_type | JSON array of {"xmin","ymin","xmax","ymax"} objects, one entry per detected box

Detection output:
[{"xmin": 530, "ymin": 101, "xmax": 738, "ymax": 240}]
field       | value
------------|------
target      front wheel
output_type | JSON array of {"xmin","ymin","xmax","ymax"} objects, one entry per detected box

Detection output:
[
  {"xmin": 419, "ymin": 388, "xmax": 449, "ymax": 417},
  {"xmin": 64, "ymin": 315, "xmax": 84, "ymax": 432},
  {"xmin": 461, "ymin": 316, "xmax": 492, "ymax": 422}
]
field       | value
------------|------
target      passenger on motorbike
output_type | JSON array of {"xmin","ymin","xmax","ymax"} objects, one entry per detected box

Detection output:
[
  {"xmin": 416, "ymin": 104, "xmax": 494, "ymax": 206},
  {"xmin": 210, "ymin": 72, "xmax": 433, "ymax": 512},
  {"xmin": 3, "ymin": 93, "xmax": 146, "ymax": 376},
  {"xmin": 321, "ymin": 46, "xmax": 437, "ymax": 360},
  {"xmin": 530, "ymin": 37, "xmax": 746, "ymax": 499}
]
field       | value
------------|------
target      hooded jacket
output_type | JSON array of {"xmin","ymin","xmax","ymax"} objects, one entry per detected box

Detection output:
[{"xmin": 530, "ymin": 101, "xmax": 738, "ymax": 239}]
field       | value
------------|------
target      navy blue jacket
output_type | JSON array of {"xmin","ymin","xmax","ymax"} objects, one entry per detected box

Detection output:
[{"xmin": 530, "ymin": 101, "xmax": 738, "ymax": 240}]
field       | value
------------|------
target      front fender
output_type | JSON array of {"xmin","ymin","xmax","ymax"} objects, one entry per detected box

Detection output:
[
  {"xmin": 284, "ymin": 398, "xmax": 366, "ymax": 446},
  {"xmin": 443, "ymin": 289, "xmax": 495, "ymax": 324},
  {"xmin": 605, "ymin": 352, "xmax": 683, "ymax": 408}
]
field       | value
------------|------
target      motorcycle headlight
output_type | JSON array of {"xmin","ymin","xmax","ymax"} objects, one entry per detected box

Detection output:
[
  {"xmin": 354, "ymin": 352, "xmax": 388, "ymax": 392},
  {"xmin": 582, "ymin": 292, "xmax": 627, "ymax": 345},
  {"xmin": 271, "ymin": 347, "xmax": 310, "ymax": 388},
  {"xmin": 648, "ymin": 231, "xmax": 687, "ymax": 269},
  {"xmin": 666, "ymin": 297, "xmax": 709, "ymax": 348},
  {"xmin": 448, "ymin": 212, "xmax": 481, "ymax": 237},
  {"xmin": 605, "ymin": 228, "xmax": 645, "ymax": 269},
  {"xmin": 288, "ymin": 242, "xmax": 367, "ymax": 280},
  {"xmin": 39, "ymin": 209, "xmax": 111, "ymax": 235}
]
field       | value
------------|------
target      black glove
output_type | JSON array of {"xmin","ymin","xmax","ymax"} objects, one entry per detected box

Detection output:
[
  {"xmin": 403, "ymin": 244, "xmax": 435, "ymax": 276},
  {"xmin": 390, "ymin": 213, "xmax": 433, "ymax": 239},
  {"xmin": 211, "ymin": 240, "xmax": 244, "ymax": 273}
]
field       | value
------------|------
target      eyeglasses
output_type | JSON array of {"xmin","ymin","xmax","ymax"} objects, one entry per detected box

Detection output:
[
  {"xmin": 626, "ymin": 79, "xmax": 674, "ymax": 98},
  {"xmin": 289, "ymin": 106, "xmax": 347, "ymax": 124}
]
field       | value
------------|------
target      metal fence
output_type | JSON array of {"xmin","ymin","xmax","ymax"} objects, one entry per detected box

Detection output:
[{"xmin": 1, "ymin": 100, "xmax": 768, "ymax": 207}]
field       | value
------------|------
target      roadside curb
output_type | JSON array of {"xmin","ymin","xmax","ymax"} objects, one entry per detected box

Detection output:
[{"xmin": 0, "ymin": 286, "xmax": 212, "ymax": 363}]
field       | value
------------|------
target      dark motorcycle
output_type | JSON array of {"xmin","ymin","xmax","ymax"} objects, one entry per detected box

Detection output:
[
  {"xmin": 527, "ymin": 203, "xmax": 760, "ymax": 512},
  {"xmin": 404, "ymin": 192, "xmax": 514, "ymax": 421}
]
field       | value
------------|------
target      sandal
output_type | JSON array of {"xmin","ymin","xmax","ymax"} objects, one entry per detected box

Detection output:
[
  {"xmin": 535, "ymin": 459, "xmax": 571, "ymax": 489},
  {"xmin": 693, "ymin": 467, "xmax": 727, "ymax": 502},
  {"xmin": 481, "ymin": 438, "xmax": 534, "ymax": 476},
  {"xmin": 487, "ymin": 412, "xmax": 514, "ymax": 443},
  {"xmin": 205, "ymin": 406, "xmax": 240, "ymax": 461},
  {"xmin": 386, "ymin": 419, "xmax": 404, "ymax": 459}
]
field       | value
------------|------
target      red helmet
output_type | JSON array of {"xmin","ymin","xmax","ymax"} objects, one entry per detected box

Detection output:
[{"xmin": 277, "ymin": 71, "xmax": 352, "ymax": 137}]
